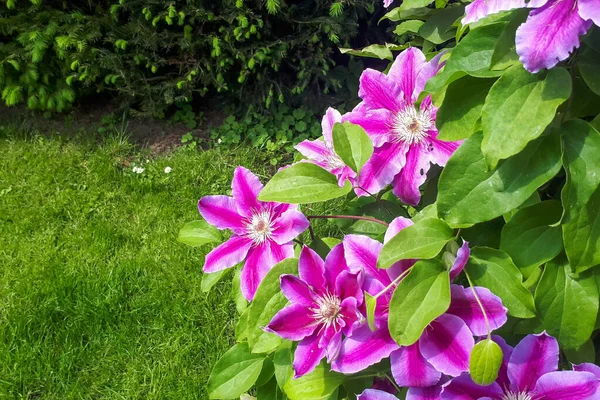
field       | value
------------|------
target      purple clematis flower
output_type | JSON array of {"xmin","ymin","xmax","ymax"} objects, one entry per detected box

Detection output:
[
  {"xmin": 462, "ymin": 0, "xmax": 600, "ymax": 73},
  {"xmin": 442, "ymin": 333, "xmax": 600, "ymax": 400},
  {"xmin": 197, "ymin": 166, "xmax": 309, "ymax": 301},
  {"xmin": 265, "ymin": 245, "xmax": 364, "ymax": 378},
  {"xmin": 358, "ymin": 385, "xmax": 445, "ymax": 400},
  {"xmin": 345, "ymin": 48, "xmax": 462, "ymax": 206},
  {"xmin": 295, "ymin": 107, "xmax": 357, "ymax": 187},
  {"xmin": 331, "ymin": 217, "xmax": 507, "ymax": 388},
  {"xmin": 383, "ymin": 0, "xmax": 394, "ymax": 7}
]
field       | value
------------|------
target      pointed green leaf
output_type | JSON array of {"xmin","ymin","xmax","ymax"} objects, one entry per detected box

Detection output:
[
  {"xmin": 437, "ymin": 132, "xmax": 562, "ymax": 227},
  {"xmin": 490, "ymin": 9, "xmax": 528, "ymax": 70},
  {"xmin": 418, "ymin": 5, "xmax": 464, "ymax": 44},
  {"xmin": 178, "ymin": 220, "xmax": 222, "ymax": 246},
  {"xmin": 470, "ymin": 339, "xmax": 503, "ymax": 386},
  {"xmin": 535, "ymin": 256, "xmax": 599, "ymax": 349},
  {"xmin": 466, "ymin": 247, "xmax": 536, "ymax": 318},
  {"xmin": 365, "ymin": 292, "xmax": 378, "ymax": 331},
  {"xmin": 378, "ymin": 218, "xmax": 454, "ymax": 269},
  {"xmin": 202, "ymin": 269, "xmax": 228, "ymax": 293},
  {"xmin": 394, "ymin": 20, "xmax": 425, "ymax": 36},
  {"xmin": 332, "ymin": 122, "xmax": 373, "ymax": 174},
  {"xmin": 283, "ymin": 362, "xmax": 344, "ymax": 400},
  {"xmin": 259, "ymin": 163, "xmax": 352, "ymax": 204},
  {"xmin": 481, "ymin": 65, "xmax": 571, "ymax": 169},
  {"xmin": 339, "ymin": 44, "xmax": 393, "ymax": 60},
  {"xmin": 274, "ymin": 341, "xmax": 293, "ymax": 389},
  {"xmin": 208, "ymin": 343, "xmax": 265, "ymax": 399},
  {"xmin": 561, "ymin": 119, "xmax": 600, "ymax": 273},
  {"xmin": 388, "ymin": 259, "xmax": 451, "ymax": 346},
  {"xmin": 579, "ymin": 44, "xmax": 600, "ymax": 96}
]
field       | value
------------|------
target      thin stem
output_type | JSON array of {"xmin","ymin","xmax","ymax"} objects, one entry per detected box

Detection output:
[
  {"xmin": 373, "ymin": 266, "xmax": 413, "ymax": 299},
  {"xmin": 345, "ymin": 373, "xmax": 381, "ymax": 381},
  {"xmin": 385, "ymin": 373, "xmax": 402, "ymax": 393},
  {"xmin": 306, "ymin": 215, "xmax": 390, "ymax": 227},
  {"xmin": 293, "ymin": 238, "xmax": 304, "ymax": 246},
  {"xmin": 355, "ymin": 185, "xmax": 394, "ymax": 217},
  {"xmin": 308, "ymin": 225, "xmax": 315, "ymax": 241},
  {"xmin": 464, "ymin": 270, "xmax": 492, "ymax": 339}
]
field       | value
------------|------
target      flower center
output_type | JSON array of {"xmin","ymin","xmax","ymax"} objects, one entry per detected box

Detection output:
[
  {"xmin": 324, "ymin": 144, "xmax": 346, "ymax": 169},
  {"xmin": 500, "ymin": 391, "xmax": 534, "ymax": 400},
  {"xmin": 392, "ymin": 106, "xmax": 434, "ymax": 145},
  {"xmin": 311, "ymin": 293, "xmax": 342, "ymax": 328},
  {"xmin": 246, "ymin": 210, "xmax": 274, "ymax": 245}
]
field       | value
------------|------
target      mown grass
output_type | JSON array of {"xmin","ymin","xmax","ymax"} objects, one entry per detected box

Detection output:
[{"xmin": 0, "ymin": 128, "xmax": 338, "ymax": 399}]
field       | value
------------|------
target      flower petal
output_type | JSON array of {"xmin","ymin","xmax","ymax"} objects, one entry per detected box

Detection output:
[
  {"xmin": 387, "ymin": 47, "xmax": 428, "ymax": 103},
  {"xmin": 384, "ymin": 216, "xmax": 414, "ymax": 244},
  {"xmin": 325, "ymin": 243, "xmax": 349, "ymax": 293},
  {"xmin": 449, "ymin": 241, "xmax": 470, "ymax": 281},
  {"xmin": 344, "ymin": 108, "xmax": 395, "ymax": 148},
  {"xmin": 343, "ymin": 234, "xmax": 389, "ymax": 294},
  {"xmin": 462, "ymin": 0, "xmax": 548, "ymax": 24},
  {"xmin": 240, "ymin": 241, "xmax": 293, "ymax": 300},
  {"xmin": 491, "ymin": 335, "xmax": 514, "ymax": 388},
  {"xmin": 578, "ymin": 0, "xmax": 600, "ymax": 26},
  {"xmin": 358, "ymin": 142, "xmax": 407, "ymax": 195},
  {"xmin": 293, "ymin": 333, "xmax": 327, "ymax": 378},
  {"xmin": 407, "ymin": 385, "xmax": 443, "ymax": 400},
  {"xmin": 298, "ymin": 245, "xmax": 326, "ymax": 292},
  {"xmin": 232, "ymin": 166, "xmax": 264, "ymax": 217},
  {"xmin": 358, "ymin": 389, "xmax": 399, "ymax": 400},
  {"xmin": 204, "ymin": 235, "xmax": 252, "ymax": 273},
  {"xmin": 271, "ymin": 209, "xmax": 310, "ymax": 245},
  {"xmin": 515, "ymin": 0, "xmax": 592, "ymax": 73},
  {"xmin": 359, "ymin": 69, "xmax": 403, "ymax": 113},
  {"xmin": 339, "ymin": 296, "xmax": 362, "ymax": 337},
  {"xmin": 331, "ymin": 324, "xmax": 399, "ymax": 374},
  {"xmin": 266, "ymin": 303, "xmax": 319, "ymax": 341},
  {"xmin": 419, "ymin": 314, "xmax": 474, "ymax": 377},
  {"xmin": 295, "ymin": 139, "xmax": 330, "ymax": 161},
  {"xmin": 392, "ymin": 143, "xmax": 432, "ymax": 206},
  {"xmin": 198, "ymin": 195, "xmax": 245, "ymax": 232},
  {"xmin": 446, "ymin": 285, "xmax": 508, "ymax": 336},
  {"xmin": 335, "ymin": 270, "xmax": 363, "ymax": 304},
  {"xmin": 573, "ymin": 363, "xmax": 600, "ymax": 379},
  {"xmin": 430, "ymin": 137, "xmax": 461, "ymax": 167},
  {"xmin": 326, "ymin": 330, "xmax": 343, "ymax": 363},
  {"xmin": 508, "ymin": 332, "xmax": 559, "ymax": 392},
  {"xmin": 535, "ymin": 370, "xmax": 600, "ymax": 399},
  {"xmin": 280, "ymin": 274, "xmax": 315, "ymax": 306},
  {"xmin": 440, "ymin": 374, "xmax": 503, "ymax": 400},
  {"xmin": 391, "ymin": 343, "xmax": 441, "ymax": 387},
  {"xmin": 322, "ymin": 107, "xmax": 342, "ymax": 145}
]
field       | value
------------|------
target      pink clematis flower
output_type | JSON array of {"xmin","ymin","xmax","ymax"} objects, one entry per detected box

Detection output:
[
  {"xmin": 295, "ymin": 107, "xmax": 357, "ymax": 187},
  {"xmin": 266, "ymin": 245, "xmax": 364, "ymax": 378},
  {"xmin": 383, "ymin": 0, "xmax": 394, "ymax": 7},
  {"xmin": 442, "ymin": 333, "xmax": 600, "ymax": 400},
  {"xmin": 462, "ymin": 0, "xmax": 600, "ymax": 73},
  {"xmin": 345, "ymin": 48, "xmax": 462, "ymax": 205},
  {"xmin": 197, "ymin": 166, "xmax": 309, "ymax": 301},
  {"xmin": 331, "ymin": 217, "xmax": 507, "ymax": 390}
]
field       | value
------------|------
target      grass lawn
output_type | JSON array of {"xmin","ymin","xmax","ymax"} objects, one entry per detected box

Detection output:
[{"xmin": 0, "ymin": 127, "xmax": 336, "ymax": 399}]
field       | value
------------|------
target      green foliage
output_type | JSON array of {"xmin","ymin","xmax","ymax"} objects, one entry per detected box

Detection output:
[
  {"xmin": 331, "ymin": 121, "xmax": 373, "ymax": 173},
  {"xmin": 0, "ymin": 0, "xmax": 377, "ymax": 114},
  {"xmin": 469, "ymin": 339, "xmax": 503, "ymax": 386},
  {"xmin": 207, "ymin": 343, "xmax": 265, "ymax": 399}
]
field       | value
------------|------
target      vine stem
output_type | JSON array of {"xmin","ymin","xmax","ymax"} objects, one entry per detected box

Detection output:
[
  {"xmin": 354, "ymin": 185, "xmax": 394, "ymax": 217},
  {"xmin": 464, "ymin": 269, "xmax": 492, "ymax": 339},
  {"xmin": 373, "ymin": 266, "xmax": 414, "ymax": 299},
  {"xmin": 306, "ymin": 215, "xmax": 390, "ymax": 227}
]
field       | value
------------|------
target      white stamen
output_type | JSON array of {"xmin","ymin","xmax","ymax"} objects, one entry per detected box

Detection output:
[
  {"xmin": 310, "ymin": 293, "xmax": 342, "ymax": 328},
  {"xmin": 501, "ymin": 391, "xmax": 534, "ymax": 400},
  {"xmin": 246, "ymin": 210, "xmax": 274, "ymax": 245},
  {"xmin": 324, "ymin": 143, "xmax": 347, "ymax": 170},
  {"xmin": 392, "ymin": 106, "xmax": 434, "ymax": 145}
]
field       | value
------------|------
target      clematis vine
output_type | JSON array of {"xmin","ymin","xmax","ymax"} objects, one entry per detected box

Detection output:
[
  {"xmin": 265, "ymin": 245, "xmax": 364, "ymax": 378},
  {"xmin": 295, "ymin": 107, "xmax": 357, "ymax": 187},
  {"xmin": 442, "ymin": 333, "xmax": 600, "ymax": 400},
  {"xmin": 197, "ymin": 166, "xmax": 309, "ymax": 301},
  {"xmin": 331, "ymin": 217, "xmax": 507, "ymax": 392},
  {"xmin": 462, "ymin": 0, "xmax": 600, "ymax": 73},
  {"xmin": 345, "ymin": 48, "xmax": 462, "ymax": 205}
]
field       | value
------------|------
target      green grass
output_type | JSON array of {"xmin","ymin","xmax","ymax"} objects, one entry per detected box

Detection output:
[{"xmin": 0, "ymin": 128, "xmax": 330, "ymax": 399}]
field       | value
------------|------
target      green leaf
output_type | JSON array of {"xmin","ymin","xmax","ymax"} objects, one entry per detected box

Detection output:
[
  {"xmin": 481, "ymin": 65, "xmax": 571, "ymax": 169},
  {"xmin": 437, "ymin": 132, "xmax": 561, "ymax": 227},
  {"xmin": 394, "ymin": 20, "xmax": 425, "ymax": 36},
  {"xmin": 418, "ymin": 5, "xmax": 464, "ymax": 44},
  {"xmin": 579, "ymin": 44, "xmax": 600, "ymax": 96},
  {"xmin": 563, "ymin": 339, "xmax": 596, "ymax": 364},
  {"xmin": 534, "ymin": 256, "xmax": 599, "ymax": 349},
  {"xmin": 436, "ymin": 76, "xmax": 495, "ymax": 141},
  {"xmin": 382, "ymin": 6, "xmax": 432, "ymax": 22},
  {"xmin": 466, "ymin": 247, "xmax": 536, "ymax": 318},
  {"xmin": 365, "ymin": 292, "xmax": 378, "ymax": 331},
  {"xmin": 236, "ymin": 307, "xmax": 250, "ymax": 341},
  {"xmin": 257, "ymin": 378, "xmax": 287, "ymax": 400},
  {"xmin": 378, "ymin": 218, "xmax": 454, "ymax": 269},
  {"xmin": 388, "ymin": 259, "xmax": 451, "ymax": 346},
  {"xmin": 177, "ymin": 220, "xmax": 222, "ymax": 246},
  {"xmin": 248, "ymin": 259, "xmax": 298, "ymax": 353},
  {"xmin": 500, "ymin": 201, "xmax": 563, "ymax": 278},
  {"xmin": 259, "ymin": 163, "xmax": 352, "ymax": 204},
  {"xmin": 561, "ymin": 120, "xmax": 600, "ymax": 273},
  {"xmin": 233, "ymin": 267, "xmax": 248, "ymax": 314},
  {"xmin": 332, "ymin": 122, "xmax": 373, "ymax": 174},
  {"xmin": 207, "ymin": 343, "xmax": 265, "ymax": 399},
  {"xmin": 256, "ymin": 358, "xmax": 275, "ymax": 387},
  {"xmin": 426, "ymin": 23, "xmax": 506, "ymax": 92},
  {"xmin": 283, "ymin": 362, "xmax": 344, "ymax": 400},
  {"xmin": 490, "ymin": 9, "xmax": 528, "ymax": 70},
  {"xmin": 339, "ymin": 44, "xmax": 393, "ymax": 60},
  {"xmin": 274, "ymin": 341, "xmax": 293, "ymax": 389},
  {"xmin": 202, "ymin": 269, "xmax": 228, "ymax": 293},
  {"xmin": 470, "ymin": 339, "xmax": 503, "ymax": 386}
]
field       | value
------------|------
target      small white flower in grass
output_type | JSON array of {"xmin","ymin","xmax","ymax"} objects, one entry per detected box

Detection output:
[
  {"xmin": 132, "ymin": 166, "xmax": 145, "ymax": 174},
  {"xmin": 164, "ymin": 166, "xmax": 172, "ymax": 174},
  {"xmin": 217, "ymin": 138, "xmax": 222, "ymax": 144}
]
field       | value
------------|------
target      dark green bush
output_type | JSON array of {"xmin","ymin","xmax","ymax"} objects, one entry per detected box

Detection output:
[{"xmin": 0, "ymin": 0, "xmax": 378, "ymax": 115}]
